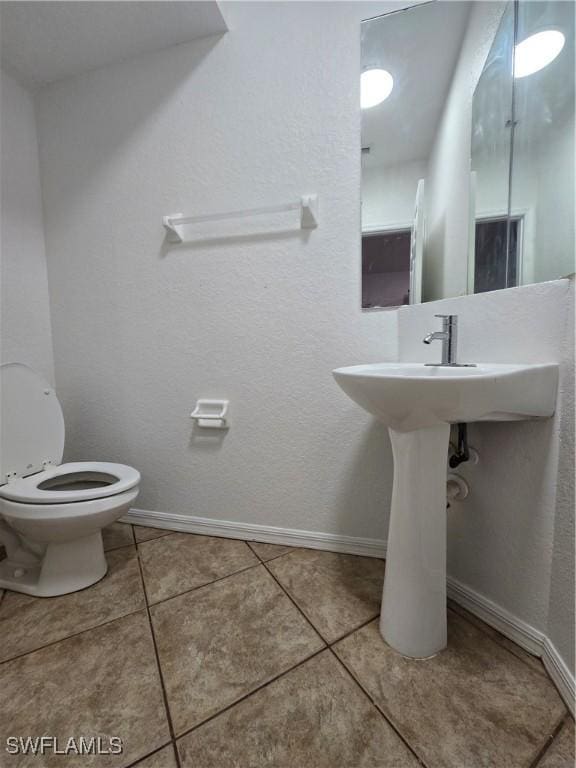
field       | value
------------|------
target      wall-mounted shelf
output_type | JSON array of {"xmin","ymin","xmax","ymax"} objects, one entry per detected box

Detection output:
[{"xmin": 163, "ymin": 194, "xmax": 318, "ymax": 243}]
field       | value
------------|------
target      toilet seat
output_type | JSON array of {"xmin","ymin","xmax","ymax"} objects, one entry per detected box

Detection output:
[
  {"xmin": 0, "ymin": 461, "xmax": 140, "ymax": 504},
  {"xmin": 0, "ymin": 362, "xmax": 142, "ymax": 597}
]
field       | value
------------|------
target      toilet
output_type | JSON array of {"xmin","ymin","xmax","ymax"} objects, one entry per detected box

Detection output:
[{"xmin": 0, "ymin": 362, "xmax": 140, "ymax": 597}]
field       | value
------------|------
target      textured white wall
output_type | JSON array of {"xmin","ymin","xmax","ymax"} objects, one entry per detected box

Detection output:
[
  {"xmin": 397, "ymin": 278, "xmax": 575, "ymax": 671},
  {"xmin": 423, "ymin": 1, "xmax": 505, "ymax": 301},
  {"xmin": 546, "ymin": 282, "xmax": 575, "ymax": 674},
  {"xmin": 0, "ymin": 70, "xmax": 54, "ymax": 384},
  {"xmin": 532, "ymin": 112, "xmax": 576, "ymax": 283},
  {"xmin": 36, "ymin": 2, "xmax": 402, "ymax": 540}
]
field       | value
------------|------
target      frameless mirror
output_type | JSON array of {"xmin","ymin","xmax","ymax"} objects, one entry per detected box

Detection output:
[
  {"xmin": 361, "ymin": 0, "xmax": 575, "ymax": 307},
  {"xmin": 360, "ymin": 2, "xmax": 470, "ymax": 308},
  {"xmin": 510, "ymin": 0, "xmax": 575, "ymax": 285},
  {"xmin": 470, "ymin": 0, "xmax": 575, "ymax": 291}
]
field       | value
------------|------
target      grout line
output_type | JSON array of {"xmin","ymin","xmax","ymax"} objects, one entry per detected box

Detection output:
[
  {"xmin": 0, "ymin": 543, "xmax": 262, "ymax": 667},
  {"xmin": 246, "ymin": 541, "xmax": 300, "ymax": 564},
  {"xmin": 328, "ymin": 646, "xmax": 430, "ymax": 768},
  {"xmin": 329, "ymin": 614, "xmax": 380, "ymax": 646},
  {"xmin": 123, "ymin": 740, "xmax": 174, "ymax": 768},
  {"xmin": 0, "ymin": 544, "xmax": 145, "ymax": 666},
  {"xmin": 163, "ymin": 558, "xmax": 386, "ymax": 748},
  {"xmin": 136, "ymin": 528, "xmax": 254, "ymax": 548},
  {"xmin": 262, "ymin": 557, "xmax": 382, "ymax": 648},
  {"xmin": 174, "ymin": 646, "xmax": 327, "ymax": 744},
  {"xmin": 528, "ymin": 713, "xmax": 570, "ymax": 768},
  {"xmin": 245, "ymin": 541, "xmax": 268, "ymax": 563},
  {"xmin": 134, "ymin": 531, "xmax": 172, "ymax": 544},
  {"xmin": 262, "ymin": 551, "xmax": 297, "ymax": 563},
  {"xmin": 144, "ymin": 560, "xmax": 263, "ymax": 610},
  {"xmin": 0, "ymin": 606, "xmax": 146, "ymax": 666},
  {"xmin": 134, "ymin": 545, "xmax": 183, "ymax": 768},
  {"xmin": 448, "ymin": 601, "xmax": 548, "ymax": 678},
  {"xmin": 261, "ymin": 560, "xmax": 331, "ymax": 645},
  {"xmin": 102, "ymin": 538, "xmax": 137, "ymax": 554}
]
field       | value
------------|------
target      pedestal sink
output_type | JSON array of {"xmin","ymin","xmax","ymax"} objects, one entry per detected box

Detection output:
[{"xmin": 333, "ymin": 362, "xmax": 558, "ymax": 658}]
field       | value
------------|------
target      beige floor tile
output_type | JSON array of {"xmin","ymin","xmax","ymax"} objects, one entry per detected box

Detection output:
[
  {"xmin": 132, "ymin": 744, "xmax": 178, "ymax": 768},
  {"xmin": 0, "ymin": 546, "xmax": 145, "ymax": 662},
  {"xmin": 151, "ymin": 565, "xmax": 324, "ymax": 735},
  {"xmin": 0, "ymin": 611, "xmax": 170, "ymax": 768},
  {"xmin": 139, "ymin": 533, "xmax": 258, "ymax": 604},
  {"xmin": 449, "ymin": 599, "xmax": 546, "ymax": 676},
  {"xmin": 267, "ymin": 548, "xmax": 385, "ymax": 642},
  {"xmin": 177, "ymin": 650, "xmax": 419, "ymax": 768},
  {"xmin": 134, "ymin": 525, "xmax": 172, "ymax": 543},
  {"xmin": 538, "ymin": 718, "xmax": 575, "ymax": 768},
  {"xmin": 334, "ymin": 613, "xmax": 567, "ymax": 768},
  {"xmin": 102, "ymin": 522, "xmax": 135, "ymax": 551},
  {"xmin": 247, "ymin": 541, "xmax": 295, "ymax": 561}
]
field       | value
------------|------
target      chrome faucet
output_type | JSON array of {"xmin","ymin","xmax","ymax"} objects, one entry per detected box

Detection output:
[{"xmin": 423, "ymin": 314, "xmax": 465, "ymax": 366}]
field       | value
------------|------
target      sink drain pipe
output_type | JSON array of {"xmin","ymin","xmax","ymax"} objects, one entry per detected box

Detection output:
[{"xmin": 449, "ymin": 423, "xmax": 469, "ymax": 468}]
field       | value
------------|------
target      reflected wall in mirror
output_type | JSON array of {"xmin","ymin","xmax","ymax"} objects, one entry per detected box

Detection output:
[
  {"xmin": 361, "ymin": 0, "xmax": 575, "ymax": 307},
  {"xmin": 470, "ymin": 3, "xmax": 515, "ymax": 294},
  {"xmin": 471, "ymin": 0, "xmax": 575, "ymax": 292},
  {"xmin": 511, "ymin": 0, "xmax": 574, "ymax": 285},
  {"xmin": 361, "ymin": 2, "xmax": 471, "ymax": 308}
]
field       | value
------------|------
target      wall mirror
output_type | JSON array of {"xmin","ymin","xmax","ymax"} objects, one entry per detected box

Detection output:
[
  {"xmin": 471, "ymin": 0, "xmax": 574, "ymax": 293},
  {"xmin": 361, "ymin": 0, "xmax": 574, "ymax": 308}
]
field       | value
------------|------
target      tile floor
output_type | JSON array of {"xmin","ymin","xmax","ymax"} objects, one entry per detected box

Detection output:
[{"xmin": 0, "ymin": 523, "xmax": 573, "ymax": 768}]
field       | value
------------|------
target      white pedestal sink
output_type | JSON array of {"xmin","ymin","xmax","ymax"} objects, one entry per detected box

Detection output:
[{"xmin": 333, "ymin": 363, "xmax": 558, "ymax": 658}]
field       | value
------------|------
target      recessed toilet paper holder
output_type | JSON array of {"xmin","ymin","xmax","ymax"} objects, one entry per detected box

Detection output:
[{"xmin": 190, "ymin": 399, "xmax": 229, "ymax": 429}]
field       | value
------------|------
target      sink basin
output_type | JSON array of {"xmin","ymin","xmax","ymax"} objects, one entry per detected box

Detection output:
[
  {"xmin": 333, "ymin": 361, "xmax": 558, "ymax": 659},
  {"xmin": 333, "ymin": 363, "xmax": 559, "ymax": 433}
]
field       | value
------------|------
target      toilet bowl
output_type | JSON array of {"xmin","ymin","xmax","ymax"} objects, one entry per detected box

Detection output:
[{"xmin": 0, "ymin": 363, "xmax": 140, "ymax": 597}]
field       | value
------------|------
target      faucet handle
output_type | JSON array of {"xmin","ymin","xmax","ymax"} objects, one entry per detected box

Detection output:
[{"xmin": 434, "ymin": 314, "xmax": 457, "ymax": 326}]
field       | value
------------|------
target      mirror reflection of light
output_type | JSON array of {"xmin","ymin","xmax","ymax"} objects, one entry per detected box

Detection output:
[
  {"xmin": 514, "ymin": 30, "xmax": 565, "ymax": 78},
  {"xmin": 361, "ymin": 69, "xmax": 394, "ymax": 109}
]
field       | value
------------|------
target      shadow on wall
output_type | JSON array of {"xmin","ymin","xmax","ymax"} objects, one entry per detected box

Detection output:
[
  {"xmin": 448, "ymin": 416, "xmax": 558, "ymax": 619},
  {"xmin": 332, "ymin": 418, "xmax": 392, "ymax": 542},
  {"xmin": 188, "ymin": 423, "xmax": 227, "ymax": 453},
  {"xmin": 42, "ymin": 33, "xmax": 225, "ymax": 222},
  {"xmin": 43, "ymin": 32, "xmax": 225, "ymax": 455},
  {"xmin": 159, "ymin": 227, "xmax": 312, "ymax": 260},
  {"xmin": 422, "ymin": 212, "xmax": 446, "ymax": 302}
]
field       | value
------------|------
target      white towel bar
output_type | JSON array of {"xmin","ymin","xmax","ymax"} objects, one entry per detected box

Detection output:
[{"xmin": 163, "ymin": 194, "xmax": 318, "ymax": 243}]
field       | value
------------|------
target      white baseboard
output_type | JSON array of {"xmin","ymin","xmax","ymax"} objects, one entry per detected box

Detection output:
[
  {"xmin": 542, "ymin": 638, "xmax": 576, "ymax": 716},
  {"xmin": 122, "ymin": 508, "xmax": 387, "ymax": 559},
  {"xmin": 447, "ymin": 575, "xmax": 574, "ymax": 715},
  {"xmin": 123, "ymin": 506, "xmax": 574, "ymax": 714},
  {"xmin": 447, "ymin": 576, "xmax": 545, "ymax": 657}
]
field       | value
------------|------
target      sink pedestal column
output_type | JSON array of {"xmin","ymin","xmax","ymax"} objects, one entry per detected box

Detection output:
[{"xmin": 380, "ymin": 423, "xmax": 450, "ymax": 658}]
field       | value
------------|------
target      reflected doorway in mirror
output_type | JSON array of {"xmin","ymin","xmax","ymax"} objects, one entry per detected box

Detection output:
[{"xmin": 362, "ymin": 229, "xmax": 411, "ymax": 309}]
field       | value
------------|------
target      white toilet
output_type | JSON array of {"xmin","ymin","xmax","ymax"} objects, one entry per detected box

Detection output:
[{"xmin": 0, "ymin": 363, "xmax": 140, "ymax": 597}]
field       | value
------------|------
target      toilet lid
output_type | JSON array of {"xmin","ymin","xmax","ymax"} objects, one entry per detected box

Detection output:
[{"xmin": 0, "ymin": 363, "xmax": 65, "ymax": 483}]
